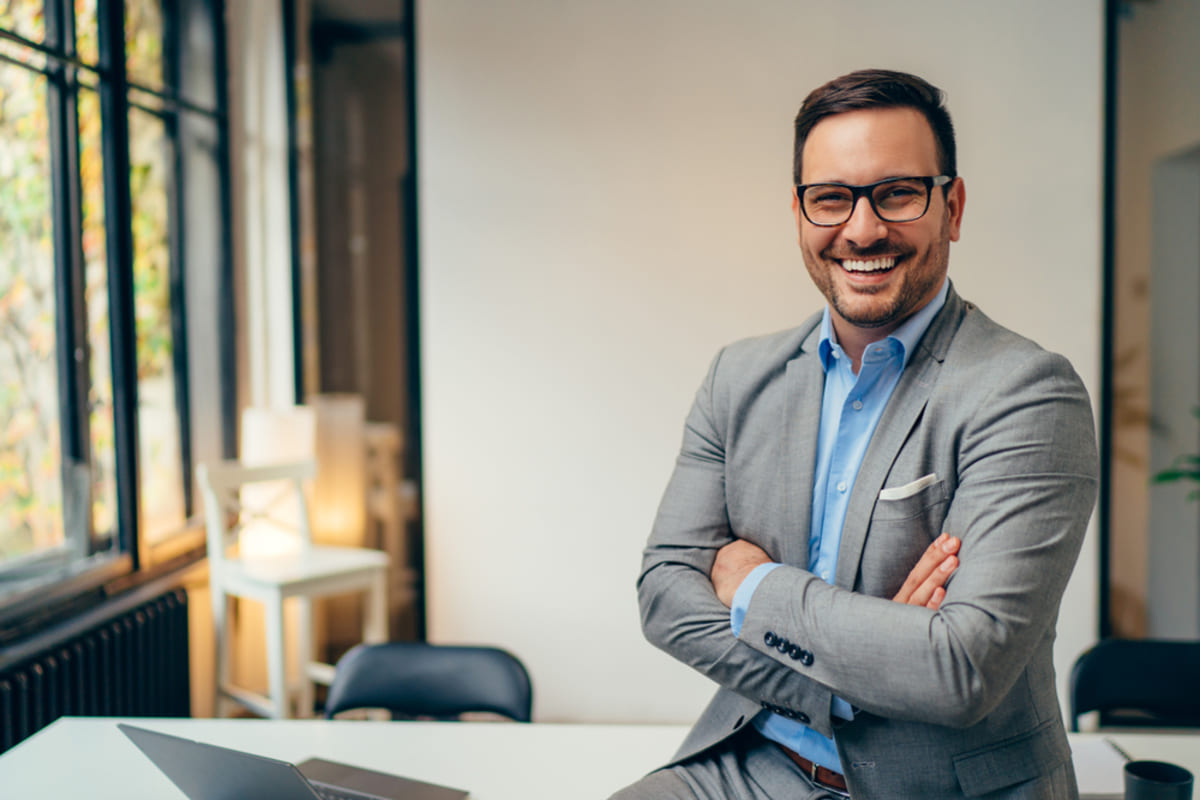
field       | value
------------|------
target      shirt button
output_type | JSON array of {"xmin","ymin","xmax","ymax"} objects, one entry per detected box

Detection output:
[
  {"xmin": 837, "ymin": 482, "xmax": 847, "ymax": 493},
  {"xmin": 831, "ymin": 350, "xmax": 840, "ymax": 359},
  {"xmin": 852, "ymin": 400, "xmax": 863, "ymax": 411}
]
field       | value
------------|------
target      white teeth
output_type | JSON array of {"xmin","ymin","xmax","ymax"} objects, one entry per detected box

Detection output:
[{"xmin": 842, "ymin": 257, "xmax": 896, "ymax": 273}]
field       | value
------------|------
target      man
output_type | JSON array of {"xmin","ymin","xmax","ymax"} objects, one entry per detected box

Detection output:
[{"xmin": 612, "ymin": 69, "xmax": 1098, "ymax": 799}]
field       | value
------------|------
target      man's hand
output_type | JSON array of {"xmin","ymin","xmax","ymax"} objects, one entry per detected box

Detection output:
[
  {"xmin": 892, "ymin": 532, "xmax": 960, "ymax": 609},
  {"xmin": 712, "ymin": 539, "xmax": 772, "ymax": 608}
]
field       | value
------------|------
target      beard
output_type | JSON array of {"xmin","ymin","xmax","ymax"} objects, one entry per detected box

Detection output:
[{"xmin": 803, "ymin": 211, "xmax": 952, "ymax": 331}]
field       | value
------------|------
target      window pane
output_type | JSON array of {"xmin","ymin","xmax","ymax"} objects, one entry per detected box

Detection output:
[
  {"xmin": 75, "ymin": 0, "xmax": 100, "ymax": 65},
  {"xmin": 128, "ymin": 105, "xmax": 184, "ymax": 541},
  {"xmin": 0, "ymin": 0, "xmax": 45, "ymax": 44},
  {"xmin": 79, "ymin": 86, "xmax": 117, "ymax": 540},
  {"xmin": 0, "ymin": 62, "xmax": 63, "ymax": 562},
  {"xmin": 125, "ymin": 0, "xmax": 164, "ymax": 91},
  {"xmin": 0, "ymin": 29, "xmax": 48, "ymax": 71},
  {"xmin": 179, "ymin": 109, "xmax": 225, "ymax": 472},
  {"xmin": 177, "ymin": 0, "xmax": 218, "ymax": 110}
]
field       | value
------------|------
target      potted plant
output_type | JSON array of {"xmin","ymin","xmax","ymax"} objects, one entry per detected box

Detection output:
[{"xmin": 1153, "ymin": 407, "xmax": 1200, "ymax": 500}]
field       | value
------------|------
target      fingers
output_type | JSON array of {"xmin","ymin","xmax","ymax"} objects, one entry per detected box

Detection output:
[
  {"xmin": 892, "ymin": 533, "xmax": 960, "ymax": 607},
  {"xmin": 907, "ymin": 555, "xmax": 957, "ymax": 609},
  {"xmin": 892, "ymin": 533, "xmax": 950, "ymax": 603}
]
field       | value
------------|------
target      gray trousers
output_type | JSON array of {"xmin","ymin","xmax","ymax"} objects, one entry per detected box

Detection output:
[
  {"xmin": 608, "ymin": 730, "xmax": 845, "ymax": 800},
  {"xmin": 608, "ymin": 728, "xmax": 1079, "ymax": 799}
]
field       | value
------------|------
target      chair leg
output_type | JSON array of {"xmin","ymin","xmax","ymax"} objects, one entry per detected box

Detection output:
[
  {"xmin": 264, "ymin": 593, "xmax": 289, "ymax": 719},
  {"xmin": 294, "ymin": 597, "xmax": 315, "ymax": 719},
  {"xmin": 364, "ymin": 569, "xmax": 388, "ymax": 644},
  {"xmin": 211, "ymin": 591, "xmax": 232, "ymax": 718}
]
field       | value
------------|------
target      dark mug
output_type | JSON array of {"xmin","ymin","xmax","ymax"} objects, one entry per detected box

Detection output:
[{"xmin": 1124, "ymin": 760, "xmax": 1194, "ymax": 800}]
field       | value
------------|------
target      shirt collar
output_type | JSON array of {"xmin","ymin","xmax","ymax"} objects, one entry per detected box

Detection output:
[{"xmin": 817, "ymin": 278, "xmax": 949, "ymax": 372}]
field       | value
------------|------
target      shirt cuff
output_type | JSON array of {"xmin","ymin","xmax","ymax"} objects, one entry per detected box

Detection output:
[{"xmin": 730, "ymin": 562, "xmax": 780, "ymax": 636}]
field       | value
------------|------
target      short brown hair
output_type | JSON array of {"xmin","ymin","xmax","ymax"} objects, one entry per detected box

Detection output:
[{"xmin": 793, "ymin": 69, "xmax": 957, "ymax": 184}]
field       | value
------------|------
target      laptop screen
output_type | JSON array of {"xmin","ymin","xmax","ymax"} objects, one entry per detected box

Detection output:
[{"xmin": 118, "ymin": 723, "xmax": 468, "ymax": 800}]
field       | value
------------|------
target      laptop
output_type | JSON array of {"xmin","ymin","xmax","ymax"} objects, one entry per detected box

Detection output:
[{"xmin": 118, "ymin": 723, "xmax": 469, "ymax": 800}]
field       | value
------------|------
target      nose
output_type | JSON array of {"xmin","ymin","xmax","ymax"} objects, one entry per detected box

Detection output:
[{"xmin": 840, "ymin": 195, "xmax": 888, "ymax": 247}]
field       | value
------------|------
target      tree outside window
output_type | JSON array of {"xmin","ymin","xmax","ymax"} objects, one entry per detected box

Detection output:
[{"xmin": 0, "ymin": 0, "xmax": 231, "ymax": 612}]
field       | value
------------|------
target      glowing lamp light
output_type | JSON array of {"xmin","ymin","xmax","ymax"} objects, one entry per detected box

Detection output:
[{"xmin": 239, "ymin": 395, "xmax": 367, "ymax": 556}]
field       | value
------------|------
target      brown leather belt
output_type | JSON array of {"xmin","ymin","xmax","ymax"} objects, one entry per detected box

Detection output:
[{"xmin": 777, "ymin": 744, "xmax": 849, "ymax": 794}]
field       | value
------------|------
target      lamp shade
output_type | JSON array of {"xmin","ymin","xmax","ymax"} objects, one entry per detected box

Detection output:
[
  {"xmin": 240, "ymin": 395, "xmax": 366, "ymax": 547},
  {"xmin": 238, "ymin": 406, "xmax": 317, "ymax": 560},
  {"xmin": 309, "ymin": 394, "xmax": 366, "ymax": 547}
]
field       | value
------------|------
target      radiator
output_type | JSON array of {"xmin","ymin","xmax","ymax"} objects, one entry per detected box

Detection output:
[{"xmin": 0, "ymin": 587, "xmax": 190, "ymax": 755}]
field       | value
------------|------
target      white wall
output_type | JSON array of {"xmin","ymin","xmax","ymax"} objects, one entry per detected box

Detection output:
[{"xmin": 418, "ymin": 0, "xmax": 1104, "ymax": 723}]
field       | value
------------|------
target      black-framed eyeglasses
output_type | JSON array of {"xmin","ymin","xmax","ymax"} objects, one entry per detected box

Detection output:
[{"xmin": 796, "ymin": 175, "xmax": 953, "ymax": 227}]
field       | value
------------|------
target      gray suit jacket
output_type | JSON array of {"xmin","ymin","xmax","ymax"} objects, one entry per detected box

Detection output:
[{"xmin": 638, "ymin": 285, "xmax": 1098, "ymax": 798}]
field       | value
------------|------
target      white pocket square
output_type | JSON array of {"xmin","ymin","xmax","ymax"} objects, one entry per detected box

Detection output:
[{"xmin": 879, "ymin": 473, "xmax": 938, "ymax": 501}]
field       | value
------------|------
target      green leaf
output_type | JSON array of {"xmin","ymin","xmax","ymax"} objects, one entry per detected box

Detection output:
[{"xmin": 1153, "ymin": 468, "xmax": 1200, "ymax": 484}]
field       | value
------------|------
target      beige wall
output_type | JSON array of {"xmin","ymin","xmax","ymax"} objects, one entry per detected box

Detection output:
[
  {"xmin": 418, "ymin": 1, "xmax": 1105, "ymax": 722},
  {"xmin": 1110, "ymin": 0, "xmax": 1200, "ymax": 637}
]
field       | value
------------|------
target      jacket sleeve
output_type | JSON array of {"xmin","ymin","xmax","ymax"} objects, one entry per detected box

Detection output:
[{"xmin": 637, "ymin": 347, "xmax": 838, "ymax": 731}]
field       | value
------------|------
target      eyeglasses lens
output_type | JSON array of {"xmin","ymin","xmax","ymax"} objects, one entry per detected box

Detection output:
[{"xmin": 802, "ymin": 179, "xmax": 931, "ymax": 225}]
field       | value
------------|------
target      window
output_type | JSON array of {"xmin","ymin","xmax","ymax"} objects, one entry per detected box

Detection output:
[{"xmin": 0, "ymin": 0, "xmax": 231, "ymax": 622}]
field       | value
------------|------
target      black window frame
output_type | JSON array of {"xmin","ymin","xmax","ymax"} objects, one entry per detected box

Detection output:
[{"xmin": 0, "ymin": 0, "xmax": 233, "ymax": 635}]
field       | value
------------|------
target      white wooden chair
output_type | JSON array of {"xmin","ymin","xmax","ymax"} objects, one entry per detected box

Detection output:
[{"xmin": 197, "ymin": 459, "xmax": 388, "ymax": 719}]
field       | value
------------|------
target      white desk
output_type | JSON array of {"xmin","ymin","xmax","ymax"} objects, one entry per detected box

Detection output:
[{"xmin": 0, "ymin": 717, "xmax": 1196, "ymax": 799}]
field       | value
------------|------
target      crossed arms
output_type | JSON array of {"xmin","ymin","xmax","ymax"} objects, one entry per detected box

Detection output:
[
  {"xmin": 637, "ymin": 334, "xmax": 1098, "ymax": 735},
  {"xmin": 710, "ymin": 533, "xmax": 961, "ymax": 611}
]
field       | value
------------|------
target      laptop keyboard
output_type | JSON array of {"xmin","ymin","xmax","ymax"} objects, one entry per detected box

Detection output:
[{"xmin": 311, "ymin": 782, "xmax": 383, "ymax": 800}]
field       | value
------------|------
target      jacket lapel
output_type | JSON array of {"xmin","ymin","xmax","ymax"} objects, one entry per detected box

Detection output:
[
  {"xmin": 780, "ymin": 318, "xmax": 825, "ymax": 567},
  {"xmin": 833, "ymin": 287, "xmax": 969, "ymax": 588}
]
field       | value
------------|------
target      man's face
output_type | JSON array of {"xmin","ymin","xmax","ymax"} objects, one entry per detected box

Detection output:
[{"xmin": 794, "ymin": 107, "xmax": 965, "ymax": 340}]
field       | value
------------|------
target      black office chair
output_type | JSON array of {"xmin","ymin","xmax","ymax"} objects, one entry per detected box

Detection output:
[
  {"xmin": 323, "ymin": 642, "xmax": 533, "ymax": 722},
  {"xmin": 1069, "ymin": 638, "xmax": 1200, "ymax": 731}
]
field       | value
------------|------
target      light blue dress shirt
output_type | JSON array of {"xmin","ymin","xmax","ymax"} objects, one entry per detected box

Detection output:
[{"xmin": 729, "ymin": 279, "xmax": 949, "ymax": 773}]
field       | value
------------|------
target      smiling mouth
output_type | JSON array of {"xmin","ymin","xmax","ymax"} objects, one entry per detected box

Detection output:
[{"xmin": 840, "ymin": 256, "xmax": 897, "ymax": 274}]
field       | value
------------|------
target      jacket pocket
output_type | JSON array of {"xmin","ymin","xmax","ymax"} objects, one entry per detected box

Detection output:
[
  {"xmin": 878, "ymin": 472, "xmax": 938, "ymax": 501},
  {"xmin": 859, "ymin": 478, "xmax": 951, "ymax": 597},
  {"xmin": 951, "ymin": 718, "xmax": 1071, "ymax": 796},
  {"xmin": 871, "ymin": 476, "xmax": 949, "ymax": 522}
]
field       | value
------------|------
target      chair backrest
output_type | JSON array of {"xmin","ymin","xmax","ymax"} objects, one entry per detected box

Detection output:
[
  {"xmin": 196, "ymin": 459, "xmax": 317, "ymax": 571},
  {"xmin": 1069, "ymin": 638, "xmax": 1200, "ymax": 731},
  {"xmin": 323, "ymin": 642, "xmax": 533, "ymax": 722}
]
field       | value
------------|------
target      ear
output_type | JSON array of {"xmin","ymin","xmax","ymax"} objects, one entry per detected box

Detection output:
[
  {"xmin": 791, "ymin": 187, "xmax": 803, "ymax": 239},
  {"xmin": 945, "ymin": 177, "xmax": 966, "ymax": 242}
]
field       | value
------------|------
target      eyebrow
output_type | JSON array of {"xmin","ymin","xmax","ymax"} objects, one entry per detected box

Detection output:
[{"xmin": 801, "ymin": 174, "xmax": 925, "ymax": 186}]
